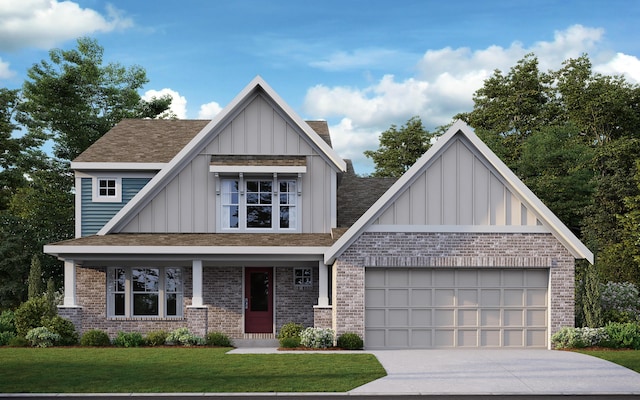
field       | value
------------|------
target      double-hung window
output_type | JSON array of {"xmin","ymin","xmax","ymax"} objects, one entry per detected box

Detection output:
[
  {"xmin": 221, "ymin": 175, "xmax": 298, "ymax": 231},
  {"xmin": 107, "ymin": 267, "xmax": 183, "ymax": 318}
]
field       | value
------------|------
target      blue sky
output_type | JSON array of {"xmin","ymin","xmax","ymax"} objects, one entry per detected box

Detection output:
[{"xmin": 1, "ymin": 1, "xmax": 639, "ymax": 173}]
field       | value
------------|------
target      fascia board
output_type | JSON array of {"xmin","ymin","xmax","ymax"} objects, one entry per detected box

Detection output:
[
  {"xmin": 43, "ymin": 244, "xmax": 328, "ymax": 256},
  {"xmin": 209, "ymin": 165, "xmax": 307, "ymax": 174},
  {"xmin": 71, "ymin": 162, "xmax": 166, "ymax": 170}
]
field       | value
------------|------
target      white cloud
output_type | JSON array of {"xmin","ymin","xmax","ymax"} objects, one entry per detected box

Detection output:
[
  {"xmin": 0, "ymin": 0, "xmax": 133, "ymax": 51},
  {"xmin": 304, "ymin": 24, "xmax": 635, "ymax": 175},
  {"xmin": 197, "ymin": 101, "xmax": 223, "ymax": 119},
  {"xmin": 595, "ymin": 52, "xmax": 640, "ymax": 83},
  {"xmin": 309, "ymin": 48, "xmax": 411, "ymax": 71},
  {"xmin": 143, "ymin": 88, "xmax": 187, "ymax": 119},
  {"xmin": 0, "ymin": 57, "xmax": 15, "ymax": 79}
]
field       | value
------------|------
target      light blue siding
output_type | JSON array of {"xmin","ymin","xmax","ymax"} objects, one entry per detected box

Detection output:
[{"xmin": 81, "ymin": 177, "xmax": 151, "ymax": 236}]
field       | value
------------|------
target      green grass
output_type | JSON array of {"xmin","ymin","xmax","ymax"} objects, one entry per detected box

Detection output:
[
  {"xmin": 0, "ymin": 347, "xmax": 386, "ymax": 393},
  {"xmin": 577, "ymin": 349, "xmax": 640, "ymax": 373}
]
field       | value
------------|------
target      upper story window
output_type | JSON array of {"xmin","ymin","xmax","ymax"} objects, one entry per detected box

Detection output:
[
  {"xmin": 92, "ymin": 177, "xmax": 122, "ymax": 203},
  {"xmin": 220, "ymin": 175, "xmax": 299, "ymax": 231}
]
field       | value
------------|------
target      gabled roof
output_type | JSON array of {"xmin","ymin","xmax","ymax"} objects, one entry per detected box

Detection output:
[
  {"xmin": 97, "ymin": 76, "xmax": 346, "ymax": 235},
  {"xmin": 325, "ymin": 120, "xmax": 594, "ymax": 264}
]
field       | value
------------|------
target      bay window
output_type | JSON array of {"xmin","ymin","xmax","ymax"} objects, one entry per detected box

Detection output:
[
  {"xmin": 220, "ymin": 175, "xmax": 298, "ymax": 231},
  {"xmin": 107, "ymin": 267, "xmax": 183, "ymax": 318}
]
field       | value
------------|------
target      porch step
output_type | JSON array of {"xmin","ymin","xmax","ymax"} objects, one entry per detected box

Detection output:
[{"xmin": 233, "ymin": 338, "xmax": 279, "ymax": 348}]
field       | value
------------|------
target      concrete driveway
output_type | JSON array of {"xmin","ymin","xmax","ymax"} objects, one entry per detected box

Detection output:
[{"xmin": 351, "ymin": 349, "xmax": 640, "ymax": 396}]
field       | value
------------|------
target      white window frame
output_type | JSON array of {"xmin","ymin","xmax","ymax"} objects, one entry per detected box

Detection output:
[
  {"xmin": 92, "ymin": 177, "xmax": 122, "ymax": 203},
  {"xmin": 218, "ymin": 174, "xmax": 301, "ymax": 232},
  {"xmin": 107, "ymin": 267, "xmax": 184, "ymax": 318},
  {"xmin": 294, "ymin": 267, "xmax": 313, "ymax": 288}
]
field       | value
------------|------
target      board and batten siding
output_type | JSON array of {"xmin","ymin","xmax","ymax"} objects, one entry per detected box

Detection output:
[
  {"xmin": 81, "ymin": 177, "xmax": 151, "ymax": 236},
  {"xmin": 374, "ymin": 135, "xmax": 540, "ymax": 227},
  {"xmin": 120, "ymin": 94, "xmax": 336, "ymax": 234}
]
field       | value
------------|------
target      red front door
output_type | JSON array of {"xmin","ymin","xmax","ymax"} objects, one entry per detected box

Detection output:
[{"xmin": 244, "ymin": 267, "xmax": 273, "ymax": 333}]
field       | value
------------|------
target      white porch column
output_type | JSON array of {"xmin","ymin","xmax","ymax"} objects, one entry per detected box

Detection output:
[
  {"xmin": 317, "ymin": 260, "xmax": 329, "ymax": 307},
  {"xmin": 192, "ymin": 260, "xmax": 204, "ymax": 307},
  {"xmin": 63, "ymin": 259, "xmax": 77, "ymax": 307}
]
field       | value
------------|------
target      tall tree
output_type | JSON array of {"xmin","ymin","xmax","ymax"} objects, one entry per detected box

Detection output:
[
  {"xmin": 18, "ymin": 37, "xmax": 172, "ymax": 161},
  {"xmin": 364, "ymin": 116, "xmax": 436, "ymax": 177},
  {"xmin": 27, "ymin": 255, "xmax": 43, "ymax": 300}
]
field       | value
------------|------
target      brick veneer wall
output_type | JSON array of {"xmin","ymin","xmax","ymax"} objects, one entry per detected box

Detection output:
[
  {"xmin": 75, "ymin": 266, "xmax": 193, "ymax": 338},
  {"xmin": 203, "ymin": 267, "xmax": 243, "ymax": 337},
  {"xmin": 275, "ymin": 266, "xmax": 319, "ymax": 332},
  {"xmin": 333, "ymin": 232, "xmax": 576, "ymax": 343}
]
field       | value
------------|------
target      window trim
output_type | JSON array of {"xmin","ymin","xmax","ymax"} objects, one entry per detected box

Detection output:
[
  {"xmin": 294, "ymin": 267, "xmax": 313, "ymax": 288},
  {"xmin": 92, "ymin": 177, "xmax": 122, "ymax": 203},
  {"xmin": 107, "ymin": 267, "xmax": 184, "ymax": 318},
  {"xmin": 217, "ymin": 173, "xmax": 301, "ymax": 232}
]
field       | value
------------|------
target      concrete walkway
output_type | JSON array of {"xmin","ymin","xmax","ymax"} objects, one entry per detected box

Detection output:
[{"xmin": 230, "ymin": 347, "xmax": 640, "ymax": 396}]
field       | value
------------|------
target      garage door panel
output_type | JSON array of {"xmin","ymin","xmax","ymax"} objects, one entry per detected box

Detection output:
[
  {"xmin": 458, "ymin": 309, "xmax": 478, "ymax": 326},
  {"xmin": 364, "ymin": 268, "xmax": 548, "ymax": 349},
  {"xmin": 458, "ymin": 289, "xmax": 478, "ymax": 306},
  {"xmin": 527, "ymin": 289, "xmax": 547, "ymax": 306},
  {"xmin": 411, "ymin": 289, "xmax": 431, "ymax": 306},
  {"xmin": 435, "ymin": 289, "xmax": 455, "ymax": 306},
  {"xmin": 411, "ymin": 309, "xmax": 431, "ymax": 326}
]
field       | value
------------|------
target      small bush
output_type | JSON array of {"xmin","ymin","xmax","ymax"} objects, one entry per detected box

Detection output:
[
  {"xmin": 278, "ymin": 322, "xmax": 303, "ymax": 339},
  {"xmin": 14, "ymin": 296, "xmax": 55, "ymax": 336},
  {"xmin": 0, "ymin": 331, "xmax": 16, "ymax": 346},
  {"xmin": 205, "ymin": 331, "xmax": 232, "ymax": 347},
  {"xmin": 145, "ymin": 330, "xmax": 168, "ymax": 346},
  {"xmin": 337, "ymin": 332, "xmax": 364, "ymax": 350},
  {"xmin": 8, "ymin": 335, "xmax": 29, "ymax": 347},
  {"xmin": 42, "ymin": 316, "xmax": 78, "ymax": 346},
  {"xmin": 279, "ymin": 336, "xmax": 301, "ymax": 348},
  {"xmin": 300, "ymin": 327, "xmax": 335, "ymax": 349},
  {"xmin": 601, "ymin": 282, "xmax": 640, "ymax": 323},
  {"xmin": 0, "ymin": 310, "xmax": 16, "ymax": 334},
  {"xmin": 601, "ymin": 322, "xmax": 640, "ymax": 349},
  {"xmin": 26, "ymin": 327, "xmax": 61, "ymax": 348},
  {"xmin": 113, "ymin": 331, "xmax": 145, "ymax": 347},
  {"xmin": 80, "ymin": 329, "xmax": 111, "ymax": 346},
  {"xmin": 551, "ymin": 327, "xmax": 608, "ymax": 349},
  {"xmin": 167, "ymin": 328, "xmax": 204, "ymax": 346}
]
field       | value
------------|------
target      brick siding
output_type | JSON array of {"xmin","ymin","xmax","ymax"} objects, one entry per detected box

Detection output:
[{"xmin": 275, "ymin": 266, "xmax": 318, "ymax": 332}]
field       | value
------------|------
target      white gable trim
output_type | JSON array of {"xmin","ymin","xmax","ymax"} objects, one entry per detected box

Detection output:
[
  {"xmin": 324, "ymin": 120, "xmax": 594, "ymax": 264},
  {"xmin": 98, "ymin": 76, "xmax": 346, "ymax": 235},
  {"xmin": 368, "ymin": 225, "xmax": 550, "ymax": 233}
]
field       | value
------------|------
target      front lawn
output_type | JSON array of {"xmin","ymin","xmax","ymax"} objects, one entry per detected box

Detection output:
[
  {"xmin": 577, "ymin": 349, "xmax": 640, "ymax": 373},
  {"xmin": 0, "ymin": 347, "xmax": 386, "ymax": 393}
]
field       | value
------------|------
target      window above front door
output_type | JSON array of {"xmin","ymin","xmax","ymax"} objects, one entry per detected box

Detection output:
[{"xmin": 219, "ymin": 175, "xmax": 299, "ymax": 232}]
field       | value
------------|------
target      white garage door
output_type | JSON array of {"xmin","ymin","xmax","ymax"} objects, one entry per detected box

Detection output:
[{"xmin": 365, "ymin": 268, "xmax": 548, "ymax": 349}]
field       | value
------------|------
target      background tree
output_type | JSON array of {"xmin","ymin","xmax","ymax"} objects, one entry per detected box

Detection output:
[
  {"xmin": 0, "ymin": 37, "xmax": 172, "ymax": 310},
  {"xmin": 17, "ymin": 37, "xmax": 172, "ymax": 161},
  {"xmin": 364, "ymin": 116, "xmax": 436, "ymax": 177},
  {"xmin": 27, "ymin": 256, "xmax": 43, "ymax": 300}
]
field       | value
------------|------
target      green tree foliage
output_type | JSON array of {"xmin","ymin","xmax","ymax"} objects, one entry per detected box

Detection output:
[
  {"xmin": 0, "ymin": 37, "xmax": 171, "ymax": 309},
  {"xmin": 18, "ymin": 37, "xmax": 172, "ymax": 161},
  {"xmin": 582, "ymin": 264, "xmax": 603, "ymax": 328},
  {"xmin": 364, "ymin": 116, "xmax": 436, "ymax": 177},
  {"xmin": 461, "ymin": 52, "xmax": 640, "ymax": 288},
  {"xmin": 27, "ymin": 256, "xmax": 43, "ymax": 300}
]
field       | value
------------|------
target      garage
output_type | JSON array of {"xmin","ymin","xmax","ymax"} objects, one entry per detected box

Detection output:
[{"xmin": 365, "ymin": 268, "xmax": 549, "ymax": 349}]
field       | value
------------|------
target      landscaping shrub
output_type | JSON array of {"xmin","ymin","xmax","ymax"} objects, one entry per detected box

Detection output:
[
  {"xmin": 14, "ymin": 296, "xmax": 55, "ymax": 336},
  {"xmin": 278, "ymin": 322, "xmax": 303, "ymax": 347},
  {"xmin": 601, "ymin": 282, "xmax": 640, "ymax": 323},
  {"xmin": 80, "ymin": 329, "xmax": 111, "ymax": 346},
  {"xmin": 337, "ymin": 332, "xmax": 364, "ymax": 350},
  {"xmin": 279, "ymin": 336, "xmax": 301, "ymax": 348},
  {"xmin": 42, "ymin": 316, "xmax": 79, "ymax": 346},
  {"xmin": 0, "ymin": 310, "xmax": 16, "ymax": 334},
  {"xmin": 551, "ymin": 327, "xmax": 608, "ymax": 349},
  {"xmin": 26, "ymin": 327, "xmax": 61, "ymax": 348},
  {"xmin": 601, "ymin": 322, "xmax": 640, "ymax": 349},
  {"xmin": 8, "ymin": 335, "xmax": 29, "ymax": 347},
  {"xmin": 145, "ymin": 330, "xmax": 168, "ymax": 346},
  {"xmin": 205, "ymin": 331, "xmax": 232, "ymax": 347},
  {"xmin": 0, "ymin": 331, "xmax": 16, "ymax": 346},
  {"xmin": 300, "ymin": 327, "xmax": 335, "ymax": 349},
  {"xmin": 113, "ymin": 331, "xmax": 145, "ymax": 347},
  {"xmin": 167, "ymin": 327, "xmax": 204, "ymax": 346}
]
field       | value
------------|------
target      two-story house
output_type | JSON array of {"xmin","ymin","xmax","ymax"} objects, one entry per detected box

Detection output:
[{"xmin": 45, "ymin": 76, "xmax": 593, "ymax": 349}]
